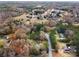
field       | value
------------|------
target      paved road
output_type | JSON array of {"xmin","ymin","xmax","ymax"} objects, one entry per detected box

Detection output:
[{"xmin": 45, "ymin": 33, "xmax": 52, "ymax": 57}]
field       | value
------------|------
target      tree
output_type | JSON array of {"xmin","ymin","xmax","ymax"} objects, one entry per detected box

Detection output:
[
  {"xmin": 49, "ymin": 30, "xmax": 57, "ymax": 49},
  {"xmin": 73, "ymin": 31, "xmax": 79, "ymax": 56},
  {"xmin": 35, "ymin": 24, "xmax": 44, "ymax": 32},
  {"xmin": 14, "ymin": 28, "xmax": 27, "ymax": 39},
  {"xmin": 30, "ymin": 31, "xmax": 40, "ymax": 40},
  {"xmin": 3, "ymin": 28, "xmax": 31, "ymax": 56},
  {"xmin": 65, "ymin": 29, "xmax": 74, "ymax": 40},
  {"xmin": 0, "ymin": 19, "xmax": 12, "ymax": 35},
  {"xmin": 47, "ymin": 20, "xmax": 57, "ymax": 27}
]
